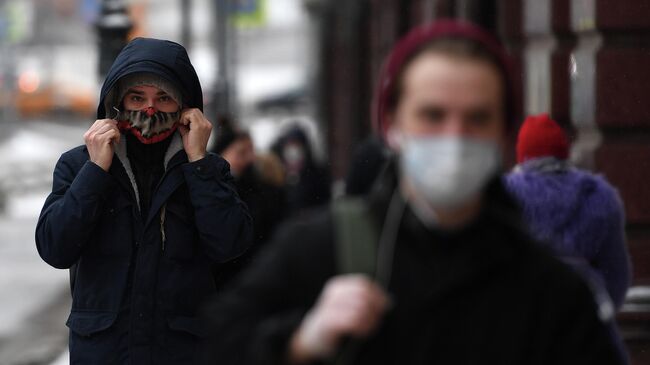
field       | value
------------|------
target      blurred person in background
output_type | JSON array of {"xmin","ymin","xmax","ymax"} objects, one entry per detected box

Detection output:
[
  {"xmin": 202, "ymin": 21, "xmax": 623, "ymax": 365},
  {"xmin": 271, "ymin": 125, "xmax": 331, "ymax": 216},
  {"xmin": 212, "ymin": 116, "xmax": 287, "ymax": 288},
  {"xmin": 256, "ymin": 152, "xmax": 287, "ymax": 188},
  {"xmin": 35, "ymin": 38, "xmax": 252, "ymax": 364},
  {"xmin": 505, "ymin": 113, "xmax": 631, "ymax": 360}
]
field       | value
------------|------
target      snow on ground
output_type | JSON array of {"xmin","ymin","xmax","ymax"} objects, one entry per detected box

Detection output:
[
  {"xmin": 0, "ymin": 120, "xmax": 83, "ymax": 364},
  {"xmin": 49, "ymin": 348, "xmax": 69, "ymax": 365},
  {"xmin": 0, "ymin": 120, "xmax": 86, "ymax": 217}
]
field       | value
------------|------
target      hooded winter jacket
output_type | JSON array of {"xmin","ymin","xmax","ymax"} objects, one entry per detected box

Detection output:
[{"xmin": 35, "ymin": 38, "xmax": 252, "ymax": 364}]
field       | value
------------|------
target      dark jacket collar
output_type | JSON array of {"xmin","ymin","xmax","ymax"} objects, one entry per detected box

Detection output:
[
  {"xmin": 366, "ymin": 158, "xmax": 532, "ymax": 296},
  {"xmin": 368, "ymin": 160, "xmax": 532, "ymax": 298}
]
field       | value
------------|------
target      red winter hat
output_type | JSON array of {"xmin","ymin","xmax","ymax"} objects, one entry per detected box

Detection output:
[
  {"xmin": 516, "ymin": 113, "xmax": 569, "ymax": 163},
  {"xmin": 373, "ymin": 19, "xmax": 515, "ymax": 140}
]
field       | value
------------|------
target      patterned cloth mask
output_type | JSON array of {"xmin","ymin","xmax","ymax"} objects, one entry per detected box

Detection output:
[{"xmin": 116, "ymin": 106, "xmax": 180, "ymax": 144}]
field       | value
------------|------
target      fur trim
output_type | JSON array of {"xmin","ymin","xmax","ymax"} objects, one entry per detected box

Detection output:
[
  {"xmin": 504, "ymin": 165, "xmax": 631, "ymax": 308},
  {"xmin": 505, "ymin": 166, "xmax": 624, "ymax": 258},
  {"xmin": 513, "ymin": 157, "xmax": 570, "ymax": 174},
  {"xmin": 114, "ymin": 133, "xmax": 141, "ymax": 210},
  {"xmin": 164, "ymin": 133, "xmax": 184, "ymax": 170}
]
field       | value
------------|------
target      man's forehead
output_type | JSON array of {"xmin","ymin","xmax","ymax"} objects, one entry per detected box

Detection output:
[
  {"xmin": 401, "ymin": 55, "xmax": 502, "ymax": 104},
  {"xmin": 126, "ymin": 85, "xmax": 167, "ymax": 95}
]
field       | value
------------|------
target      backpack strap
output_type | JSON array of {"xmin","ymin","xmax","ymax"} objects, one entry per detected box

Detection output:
[
  {"xmin": 332, "ymin": 197, "xmax": 378, "ymax": 276},
  {"xmin": 330, "ymin": 194, "xmax": 404, "ymax": 365}
]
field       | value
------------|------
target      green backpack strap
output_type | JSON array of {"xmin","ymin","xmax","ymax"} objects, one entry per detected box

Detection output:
[
  {"xmin": 332, "ymin": 197, "xmax": 378, "ymax": 276},
  {"xmin": 330, "ymin": 198, "xmax": 380, "ymax": 365}
]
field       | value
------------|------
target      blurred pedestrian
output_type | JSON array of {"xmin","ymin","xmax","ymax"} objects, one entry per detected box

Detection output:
[
  {"xmin": 504, "ymin": 113, "xmax": 632, "ymax": 361},
  {"xmin": 212, "ymin": 117, "xmax": 288, "ymax": 288},
  {"xmin": 256, "ymin": 152, "xmax": 286, "ymax": 188},
  {"xmin": 35, "ymin": 38, "xmax": 252, "ymax": 364},
  {"xmin": 202, "ymin": 21, "xmax": 623, "ymax": 365},
  {"xmin": 271, "ymin": 125, "xmax": 331, "ymax": 216},
  {"xmin": 506, "ymin": 113, "xmax": 631, "ymax": 309}
]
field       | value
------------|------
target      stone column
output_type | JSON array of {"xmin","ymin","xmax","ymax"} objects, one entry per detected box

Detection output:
[
  {"xmin": 523, "ymin": 0, "xmax": 574, "ymax": 127},
  {"xmin": 409, "ymin": 0, "xmax": 437, "ymax": 26},
  {"xmin": 571, "ymin": 1, "xmax": 650, "ymax": 362},
  {"xmin": 497, "ymin": 0, "xmax": 524, "ymax": 165}
]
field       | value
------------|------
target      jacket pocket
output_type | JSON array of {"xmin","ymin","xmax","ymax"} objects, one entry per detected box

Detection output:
[
  {"xmin": 107, "ymin": 193, "xmax": 132, "ymax": 215},
  {"xmin": 167, "ymin": 316, "xmax": 207, "ymax": 338},
  {"xmin": 93, "ymin": 195, "xmax": 134, "ymax": 257},
  {"xmin": 66, "ymin": 311, "xmax": 118, "ymax": 337}
]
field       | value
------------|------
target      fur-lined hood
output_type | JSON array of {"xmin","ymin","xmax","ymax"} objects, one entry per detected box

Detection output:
[{"xmin": 504, "ymin": 158, "xmax": 625, "ymax": 260}]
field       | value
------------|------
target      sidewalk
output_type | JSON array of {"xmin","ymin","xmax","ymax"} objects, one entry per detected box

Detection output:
[
  {"xmin": 0, "ymin": 214, "xmax": 71, "ymax": 365},
  {"xmin": 49, "ymin": 349, "xmax": 69, "ymax": 365},
  {"xmin": 0, "ymin": 119, "xmax": 85, "ymax": 364}
]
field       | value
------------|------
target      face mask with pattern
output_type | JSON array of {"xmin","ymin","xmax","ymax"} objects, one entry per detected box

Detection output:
[{"xmin": 116, "ymin": 106, "xmax": 181, "ymax": 144}]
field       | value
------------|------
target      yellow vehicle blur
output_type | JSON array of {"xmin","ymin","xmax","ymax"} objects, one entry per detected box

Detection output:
[{"xmin": 13, "ymin": 70, "xmax": 95, "ymax": 118}]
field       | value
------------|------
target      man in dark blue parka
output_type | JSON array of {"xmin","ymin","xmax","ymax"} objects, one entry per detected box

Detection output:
[{"xmin": 35, "ymin": 38, "xmax": 252, "ymax": 364}]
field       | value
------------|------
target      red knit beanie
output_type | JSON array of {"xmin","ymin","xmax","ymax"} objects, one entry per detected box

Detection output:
[
  {"xmin": 373, "ymin": 19, "xmax": 515, "ymax": 140},
  {"xmin": 516, "ymin": 113, "xmax": 569, "ymax": 163}
]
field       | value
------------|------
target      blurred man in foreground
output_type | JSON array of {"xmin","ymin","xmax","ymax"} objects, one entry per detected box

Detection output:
[
  {"xmin": 36, "ymin": 38, "xmax": 251, "ymax": 364},
  {"xmin": 203, "ymin": 21, "xmax": 624, "ymax": 364}
]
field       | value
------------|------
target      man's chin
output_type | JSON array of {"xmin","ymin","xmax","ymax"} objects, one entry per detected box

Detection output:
[
  {"xmin": 119, "ymin": 122, "xmax": 178, "ymax": 144},
  {"xmin": 133, "ymin": 129, "xmax": 176, "ymax": 144}
]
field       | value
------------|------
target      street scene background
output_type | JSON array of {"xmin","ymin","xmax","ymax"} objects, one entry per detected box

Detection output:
[
  {"xmin": 1, "ymin": 0, "xmax": 650, "ymax": 364},
  {"xmin": 0, "ymin": 0, "xmax": 317, "ymax": 363}
]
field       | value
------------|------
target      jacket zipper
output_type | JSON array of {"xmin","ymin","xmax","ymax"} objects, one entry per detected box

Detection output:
[
  {"xmin": 160, "ymin": 204, "xmax": 166, "ymax": 251},
  {"xmin": 154, "ymin": 154, "xmax": 183, "ymax": 252}
]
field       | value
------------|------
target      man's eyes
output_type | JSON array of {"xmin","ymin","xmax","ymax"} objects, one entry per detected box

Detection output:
[
  {"xmin": 419, "ymin": 107, "xmax": 445, "ymax": 123},
  {"xmin": 416, "ymin": 107, "xmax": 494, "ymax": 126},
  {"xmin": 466, "ymin": 111, "xmax": 492, "ymax": 126},
  {"xmin": 127, "ymin": 94, "xmax": 174, "ymax": 104}
]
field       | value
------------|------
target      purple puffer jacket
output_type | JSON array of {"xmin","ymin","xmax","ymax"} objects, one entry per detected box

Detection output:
[{"xmin": 505, "ymin": 158, "xmax": 632, "ymax": 310}]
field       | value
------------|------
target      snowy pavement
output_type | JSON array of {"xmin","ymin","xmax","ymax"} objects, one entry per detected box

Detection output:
[
  {"xmin": 48, "ymin": 348, "xmax": 69, "ymax": 365},
  {"xmin": 0, "ymin": 119, "xmax": 86, "ymax": 364}
]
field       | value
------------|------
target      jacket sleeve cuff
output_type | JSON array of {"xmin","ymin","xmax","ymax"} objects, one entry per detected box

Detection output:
[
  {"xmin": 182, "ymin": 153, "xmax": 231, "ymax": 181},
  {"xmin": 70, "ymin": 161, "xmax": 115, "ymax": 201},
  {"xmin": 250, "ymin": 310, "xmax": 307, "ymax": 365}
]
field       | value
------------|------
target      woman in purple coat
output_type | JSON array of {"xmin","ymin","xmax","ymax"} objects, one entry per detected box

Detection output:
[
  {"xmin": 506, "ymin": 114, "xmax": 632, "ymax": 363},
  {"xmin": 505, "ymin": 113, "xmax": 632, "ymax": 311}
]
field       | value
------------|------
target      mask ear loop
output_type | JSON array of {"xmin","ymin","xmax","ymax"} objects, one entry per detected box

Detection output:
[{"xmin": 112, "ymin": 106, "xmax": 121, "ymax": 120}]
